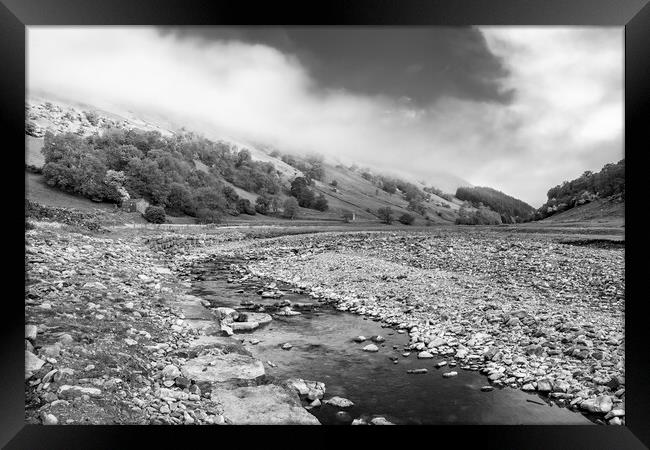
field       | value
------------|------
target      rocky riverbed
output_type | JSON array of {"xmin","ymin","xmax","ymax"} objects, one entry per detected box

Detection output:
[
  {"xmin": 169, "ymin": 229, "xmax": 625, "ymax": 425},
  {"xmin": 25, "ymin": 223, "xmax": 625, "ymax": 425}
]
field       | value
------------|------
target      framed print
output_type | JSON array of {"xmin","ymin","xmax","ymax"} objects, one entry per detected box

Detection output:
[{"xmin": 2, "ymin": 0, "xmax": 648, "ymax": 448}]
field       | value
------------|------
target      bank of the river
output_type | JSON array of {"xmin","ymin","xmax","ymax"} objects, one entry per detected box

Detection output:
[{"xmin": 24, "ymin": 223, "xmax": 319, "ymax": 425}]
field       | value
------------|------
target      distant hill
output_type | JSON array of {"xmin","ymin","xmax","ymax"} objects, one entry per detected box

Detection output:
[
  {"xmin": 455, "ymin": 186, "xmax": 536, "ymax": 223},
  {"xmin": 535, "ymin": 159, "xmax": 624, "ymax": 221}
]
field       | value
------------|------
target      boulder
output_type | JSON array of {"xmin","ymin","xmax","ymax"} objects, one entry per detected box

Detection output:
[
  {"xmin": 212, "ymin": 384, "xmax": 320, "ymax": 424},
  {"xmin": 181, "ymin": 353, "xmax": 265, "ymax": 384},
  {"xmin": 363, "ymin": 344, "xmax": 379, "ymax": 352},
  {"xmin": 25, "ymin": 350, "xmax": 45, "ymax": 378},
  {"xmin": 324, "ymin": 396, "xmax": 354, "ymax": 408}
]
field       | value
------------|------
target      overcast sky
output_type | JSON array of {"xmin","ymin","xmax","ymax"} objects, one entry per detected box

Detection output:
[{"xmin": 27, "ymin": 26, "xmax": 623, "ymax": 207}]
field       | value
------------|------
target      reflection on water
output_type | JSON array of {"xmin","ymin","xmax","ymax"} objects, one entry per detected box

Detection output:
[{"xmin": 191, "ymin": 273, "xmax": 593, "ymax": 425}]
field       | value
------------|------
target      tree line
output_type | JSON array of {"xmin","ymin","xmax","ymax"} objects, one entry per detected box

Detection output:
[
  {"xmin": 535, "ymin": 159, "xmax": 624, "ymax": 219},
  {"xmin": 455, "ymin": 186, "xmax": 535, "ymax": 223},
  {"xmin": 40, "ymin": 128, "xmax": 286, "ymax": 222}
]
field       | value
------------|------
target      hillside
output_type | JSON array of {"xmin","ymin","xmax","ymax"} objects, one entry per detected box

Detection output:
[
  {"xmin": 25, "ymin": 96, "xmax": 464, "ymax": 225},
  {"xmin": 535, "ymin": 159, "xmax": 624, "ymax": 221},
  {"xmin": 539, "ymin": 196, "xmax": 624, "ymax": 228}
]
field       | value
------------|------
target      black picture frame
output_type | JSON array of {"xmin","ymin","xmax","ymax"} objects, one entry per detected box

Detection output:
[{"xmin": 2, "ymin": 0, "xmax": 648, "ymax": 448}]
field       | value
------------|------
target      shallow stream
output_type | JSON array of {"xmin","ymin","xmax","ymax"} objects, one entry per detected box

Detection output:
[{"xmin": 190, "ymin": 260, "xmax": 593, "ymax": 425}]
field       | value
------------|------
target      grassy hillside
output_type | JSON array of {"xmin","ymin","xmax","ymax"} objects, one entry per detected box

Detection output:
[
  {"xmin": 539, "ymin": 196, "xmax": 624, "ymax": 227},
  {"xmin": 25, "ymin": 96, "xmax": 464, "ymax": 225}
]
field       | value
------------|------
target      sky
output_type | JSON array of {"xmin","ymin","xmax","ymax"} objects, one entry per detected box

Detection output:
[{"xmin": 27, "ymin": 26, "xmax": 623, "ymax": 207}]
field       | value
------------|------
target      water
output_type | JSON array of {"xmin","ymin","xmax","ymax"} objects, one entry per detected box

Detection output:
[{"xmin": 190, "ymin": 262, "xmax": 593, "ymax": 425}]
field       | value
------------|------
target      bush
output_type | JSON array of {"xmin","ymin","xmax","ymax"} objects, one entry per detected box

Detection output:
[
  {"xmin": 377, "ymin": 207, "xmax": 394, "ymax": 224},
  {"xmin": 196, "ymin": 208, "xmax": 221, "ymax": 224},
  {"xmin": 255, "ymin": 195, "xmax": 271, "ymax": 214},
  {"xmin": 282, "ymin": 197, "xmax": 299, "ymax": 219},
  {"xmin": 143, "ymin": 205, "xmax": 166, "ymax": 224},
  {"xmin": 398, "ymin": 213, "xmax": 415, "ymax": 225},
  {"xmin": 84, "ymin": 110, "xmax": 99, "ymax": 126},
  {"xmin": 236, "ymin": 198, "xmax": 256, "ymax": 215},
  {"xmin": 341, "ymin": 209, "xmax": 354, "ymax": 223},
  {"xmin": 313, "ymin": 194, "xmax": 329, "ymax": 211}
]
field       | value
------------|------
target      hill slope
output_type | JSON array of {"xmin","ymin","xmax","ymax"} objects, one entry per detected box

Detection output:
[{"xmin": 26, "ymin": 96, "xmax": 466, "ymax": 225}]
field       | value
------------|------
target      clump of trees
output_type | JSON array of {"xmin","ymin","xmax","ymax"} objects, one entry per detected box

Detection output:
[
  {"xmin": 377, "ymin": 207, "xmax": 394, "ymax": 224},
  {"xmin": 398, "ymin": 213, "xmax": 415, "ymax": 225},
  {"xmin": 282, "ymin": 197, "xmax": 299, "ymax": 219},
  {"xmin": 535, "ymin": 159, "xmax": 624, "ymax": 219},
  {"xmin": 143, "ymin": 205, "xmax": 166, "ymax": 224},
  {"xmin": 455, "ymin": 186, "xmax": 535, "ymax": 223},
  {"xmin": 289, "ymin": 177, "xmax": 329, "ymax": 211},
  {"xmin": 40, "ymin": 128, "xmax": 286, "ymax": 222},
  {"xmin": 455, "ymin": 205, "xmax": 502, "ymax": 225},
  {"xmin": 280, "ymin": 153, "xmax": 325, "ymax": 181}
]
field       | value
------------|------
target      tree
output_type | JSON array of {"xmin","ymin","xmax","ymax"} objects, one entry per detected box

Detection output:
[
  {"xmin": 166, "ymin": 183, "xmax": 195, "ymax": 215},
  {"xmin": 236, "ymin": 198, "xmax": 256, "ymax": 215},
  {"xmin": 377, "ymin": 207, "xmax": 393, "ymax": 224},
  {"xmin": 330, "ymin": 179, "xmax": 338, "ymax": 187},
  {"xmin": 282, "ymin": 197, "xmax": 299, "ymax": 219},
  {"xmin": 144, "ymin": 205, "xmax": 166, "ymax": 224},
  {"xmin": 313, "ymin": 194, "xmax": 329, "ymax": 211},
  {"xmin": 255, "ymin": 195, "xmax": 271, "ymax": 214},
  {"xmin": 196, "ymin": 208, "xmax": 221, "ymax": 224},
  {"xmin": 398, "ymin": 213, "xmax": 415, "ymax": 225}
]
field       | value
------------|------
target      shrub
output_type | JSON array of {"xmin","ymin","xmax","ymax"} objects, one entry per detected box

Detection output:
[
  {"xmin": 255, "ymin": 195, "xmax": 271, "ymax": 214},
  {"xmin": 196, "ymin": 208, "xmax": 221, "ymax": 224},
  {"xmin": 282, "ymin": 197, "xmax": 299, "ymax": 219},
  {"xmin": 377, "ymin": 207, "xmax": 394, "ymax": 224},
  {"xmin": 84, "ymin": 110, "xmax": 100, "ymax": 126},
  {"xmin": 341, "ymin": 209, "xmax": 354, "ymax": 223},
  {"xmin": 236, "ymin": 198, "xmax": 256, "ymax": 215},
  {"xmin": 330, "ymin": 179, "xmax": 338, "ymax": 187},
  {"xmin": 398, "ymin": 213, "xmax": 415, "ymax": 225},
  {"xmin": 143, "ymin": 205, "xmax": 166, "ymax": 224},
  {"xmin": 313, "ymin": 194, "xmax": 329, "ymax": 211}
]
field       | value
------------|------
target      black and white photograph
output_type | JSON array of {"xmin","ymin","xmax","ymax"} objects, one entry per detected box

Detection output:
[{"xmin": 23, "ymin": 24, "xmax": 628, "ymax": 428}]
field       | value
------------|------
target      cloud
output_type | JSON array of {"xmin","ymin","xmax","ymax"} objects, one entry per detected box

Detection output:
[{"xmin": 27, "ymin": 26, "xmax": 622, "ymax": 207}]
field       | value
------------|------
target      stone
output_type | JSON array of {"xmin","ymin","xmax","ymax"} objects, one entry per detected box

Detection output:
[
  {"xmin": 25, "ymin": 350, "xmax": 45, "ymax": 378},
  {"xmin": 580, "ymin": 395, "xmax": 613, "ymax": 414},
  {"xmin": 370, "ymin": 416, "xmax": 394, "ymax": 425},
  {"xmin": 363, "ymin": 344, "xmax": 379, "ymax": 352},
  {"xmin": 124, "ymin": 338, "xmax": 137, "ymax": 346},
  {"xmin": 230, "ymin": 321, "xmax": 260, "ymax": 332},
  {"xmin": 536, "ymin": 379, "xmax": 553, "ymax": 392},
  {"xmin": 354, "ymin": 336, "xmax": 367, "ymax": 343},
  {"xmin": 162, "ymin": 364, "xmax": 181, "ymax": 380},
  {"xmin": 220, "ymin": 324, "xmax": 234, "ymax": 336},
  {"xmin": 335, "ymin": 411, "xmax": 352, "ymax": 423},
  {"xmin": 436, "ymin": 361, "xmax": 448, "ymax": 368},
  {"xmin": 371, "ymin": 335, "xmax": 385, "ymax": 343},
  {"xmin": 25, "ymin": 325, "xmax": 38, "ymax": 341},
  {"xmin": 417, "ymin": 351, "xmax": 434, "ymax": 359},
  {"xmin": 211, "ymin": 384, "xmax": 320, "ymax": 425},
  {"xmin": 442, "ymin": 371, "xmax": 458, "ymax": 378},
  {"xmin": 239, "ymin": 312, "xmax": 272, "ymax": 324},
  {"xmin": 57, "ymin": 385, "xmax": 102, "ymax": 399},
  {"xmin": 407, "ymin": 368, "xmax": 428, "ymax": 374},
  {"xmin": 324, "ymin": 396, "xmax": 354, "ymax": 408},
  {"xmin": 609, "ymin": 417, "xmax": 622, "ymax": 425},
  {"xmin": 481, "ymin": 386, "xmax": 494, "ymax": 392},
  {"xmin": 181, "ymin": 354, "xmax": 265, "ymax": 383},
  {"xmin": 40, "ymin": 412, "xmax": 58, "ymax": 425},
  {"xmin": 281, "ymin": 343, "xmax": 293, "ymax": 350}
]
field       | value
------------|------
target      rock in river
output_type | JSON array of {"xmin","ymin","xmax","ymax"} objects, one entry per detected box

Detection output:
[
  {"xmin": 212, "ymin": 384, "xmax": 320, "ymax": 425},
  {"xmin": 181, "ymin": 353, "xmax": 265, "ymax": 383},
  {"xmin": 324, "ymin": 396, "xmax": 354, "ymax": 408},
  {"xmin": 363, "ymin": 344, "xmax": 379, "ymax": 352},
  {"xmin": 417, "ymin": 351, "xmax": 434, "ymax": 359}
]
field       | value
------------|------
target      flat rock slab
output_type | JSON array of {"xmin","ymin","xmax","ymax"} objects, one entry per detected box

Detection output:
[
  {"xmin": 181, "ymin": 353, "xmax": 265, "ymax": 383},
  {"xmin": 238, "ymin": 312, "xmax": 273, "ymax": 324},
  {"xmin": 177, "ymin": 296, "xmax": 214, "ymax": 320},
  {"xmin": 212, "ymin": 384, "xmax": 320, "ymax": 425}
]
